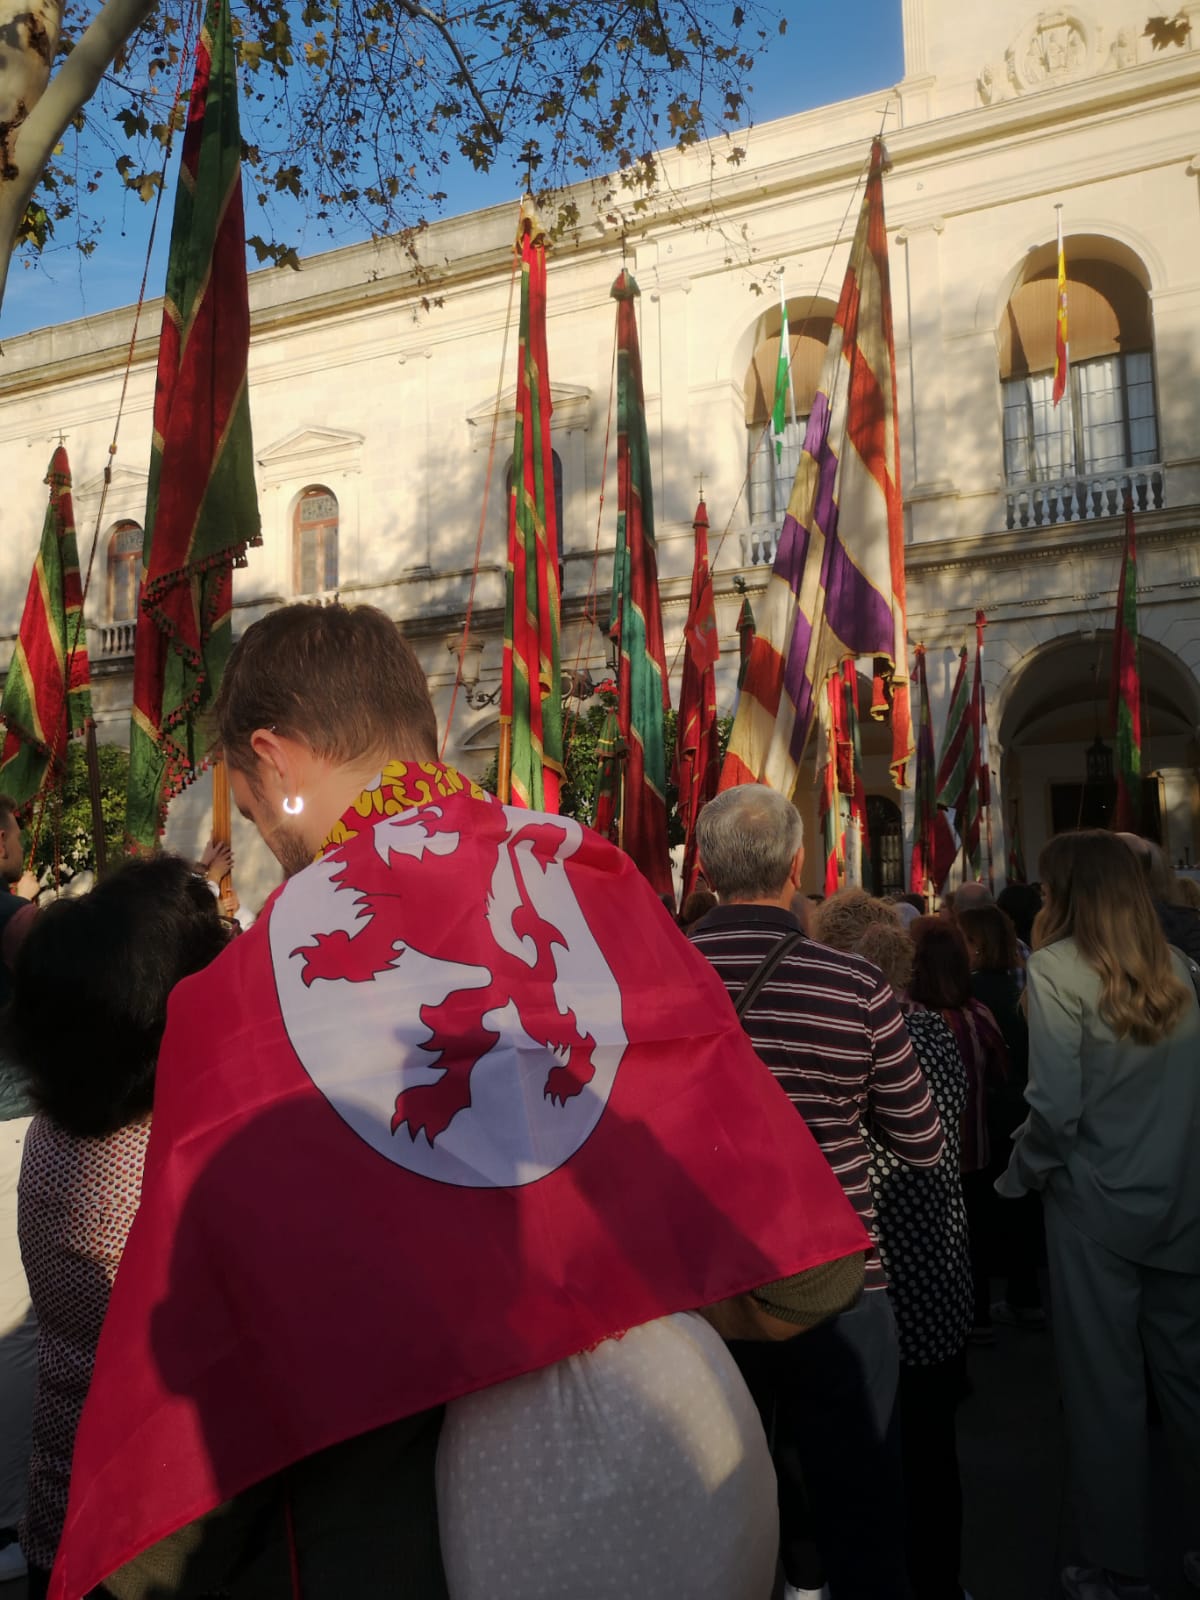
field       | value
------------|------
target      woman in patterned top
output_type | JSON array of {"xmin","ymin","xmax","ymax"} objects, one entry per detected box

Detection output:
[
  {"xmin": 855, "ymin": 919, "xmax": 973, "ymax": 1600},
  {"xmin": 6, "ymin": 857, "xmax": 229, "ymax": 1599},
  {"xmin": 910, "ymin": 916, "xmax": 1010, "ymax": 1345}
]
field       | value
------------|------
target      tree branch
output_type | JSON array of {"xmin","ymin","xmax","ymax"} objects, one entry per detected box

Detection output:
[
  {"xmin": 0, "ymin": 0, "xmax": 157, "ymax": 318},
  {"xmin": 392, "ymin": 0, "xmax": 503, "ymax": 146}
]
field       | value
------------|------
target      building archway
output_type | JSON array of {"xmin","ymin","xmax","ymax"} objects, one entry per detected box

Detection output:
[{"xmin": 998, "ymin": 631, "xmax": 1200, "ymax": 872}]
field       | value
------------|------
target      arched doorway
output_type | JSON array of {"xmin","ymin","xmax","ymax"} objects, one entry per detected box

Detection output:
[{"xmin": 998, "ymin": 632, "xmax": 1200, "ymax": 872}]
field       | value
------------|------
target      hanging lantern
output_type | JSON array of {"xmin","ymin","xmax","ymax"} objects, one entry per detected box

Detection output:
[{"xmin": 1086, "ymin": 735, "xmax": 1113, "ymax": 784}]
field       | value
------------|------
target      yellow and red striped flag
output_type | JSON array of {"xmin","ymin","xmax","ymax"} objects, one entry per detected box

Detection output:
[{"xmin": 1052, "ymin": 209, "xmax": 1069, "ymax": 408}]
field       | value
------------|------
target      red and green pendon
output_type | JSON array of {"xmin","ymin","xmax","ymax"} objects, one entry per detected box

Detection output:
[
  {"xmin": 501, "ymin": 206, "xmax": 563, "ymax": 812},
  {"xmin": 908, "ymin": 644, "xmax": 936, "ymax": 898},
  {"xmin": 935, "ymin": 645, "xmax": 980, "ymax": 878},
  {"xmin": 1110, "ymin": 504, "xmax": 1141, "ymax": 831},
  {"xmin": 590, "ymin": 704, "xmax": 623, "ymax": 843},
  {"xmin": 672, "ymin": 498, "xmax": 721, "ymax": 900},
  {"xmin": 608, "ymin": 270, "xmax": 672, "ymax": 898},
  {"xmin": 126, "ymin": 0, "xmax": 261, "ymax": 850},
  {"xmin": 0, "ymin": 447, "xmax": 94, "ymax": 808}
]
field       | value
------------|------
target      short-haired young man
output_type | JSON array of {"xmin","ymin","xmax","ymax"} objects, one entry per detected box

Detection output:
[{"xmin": 691, "ymin": 784, "xmax": 945, "ymax": 1600}]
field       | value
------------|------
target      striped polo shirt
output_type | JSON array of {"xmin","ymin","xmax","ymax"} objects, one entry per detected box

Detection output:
[{"xmin": 690, "ymin": 904, "xmax": 944, "ymax": 1291}]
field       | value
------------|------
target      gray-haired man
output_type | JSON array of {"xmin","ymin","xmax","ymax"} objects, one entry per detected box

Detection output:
[{"xmin": 691, "ymin": 785, "xmax": 944, "ymax": 1600}]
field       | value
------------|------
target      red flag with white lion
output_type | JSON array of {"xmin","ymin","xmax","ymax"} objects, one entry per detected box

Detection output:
[{"xmin": 52, "ymin": 762, "xmax": 867, "ymax": 1598}]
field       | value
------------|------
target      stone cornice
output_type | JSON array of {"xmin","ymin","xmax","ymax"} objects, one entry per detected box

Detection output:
[{"xmin": 905, "ymin": 505, "xmax": 1200, "ymax": 575}]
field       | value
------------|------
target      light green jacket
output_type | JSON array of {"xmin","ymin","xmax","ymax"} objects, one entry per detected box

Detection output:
[{"xmin": 997, "ymin": 937, "xmax": 1200, "ymax": 1270}]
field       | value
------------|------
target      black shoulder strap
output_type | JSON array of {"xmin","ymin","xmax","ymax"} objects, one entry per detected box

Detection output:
[{"xmin": 734, "ymin": 929, "xmax": 806, "ymax": 1019}]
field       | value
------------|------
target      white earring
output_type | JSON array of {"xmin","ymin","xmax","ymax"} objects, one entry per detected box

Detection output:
[{"xmin": 282, "ymin": 796, "xmax": 304, "ymax": 816}]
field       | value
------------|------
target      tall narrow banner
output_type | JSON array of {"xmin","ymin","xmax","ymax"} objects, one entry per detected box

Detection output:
[
  {"xmin": 501, "ymin": 201, "xmax": 563, "ymax": 812},
  {"xmin": 842, "ymin": 662, "xmax": 870, "ymax": 888},
  {"xmin": 125, "ymin": 0, "xmax": 261, "ymax": 850},
  {"xmin": 817, "ymin": 676, "xmax": 843, "ymax": 897},
  {"xmin": 590, "ymin": 704, "xmax": 623, "ymax": 843},
  {"xmin": 974, "ymin": 611, "xmax": 994, "ymax": 890},
  {"xmin": 722, "ymin": 138, "xmax": 912, "ymax": 799},
  {"xmin": 1052, "ymin": 209, "xmax": 1069, "ymax": 409},
  {"xmin": 934, "ymin": 646, "xmax": 978, "ymax": 890},
  {"xmin": 736, "ymin": 591, "xmax": 756, "ymax": 689},
  {"xmin": 816, "ymin": 666, "xmax": 868, "ymax": 895},
  {"xmin": 672, "ymin": 499, "xmax": 721, "ymax": 900},
  {"xmin": 1109, "ymin": 502, "xmax": 1141, "ymax": 832},
  {"xmin": 608, "ymin": 270, "xmax": 672, "ymax": 897},
  {"xmin": 908, "ymin": 649, "xmax": 940, "ymax": 902},
  {"xmin": 0, "ymin": 447, "xmax": 94, "ymax": 808}
]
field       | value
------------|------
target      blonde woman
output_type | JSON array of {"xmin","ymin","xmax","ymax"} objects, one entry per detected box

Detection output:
[{"xmin": 998, "ymin": 830, "xmax": 1200, "ymax": 1600}]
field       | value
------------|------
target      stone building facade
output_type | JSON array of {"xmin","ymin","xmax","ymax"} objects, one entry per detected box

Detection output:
[{"xmin": 0, "ymin": 0, "xmax": 1198, "ymax": 907}]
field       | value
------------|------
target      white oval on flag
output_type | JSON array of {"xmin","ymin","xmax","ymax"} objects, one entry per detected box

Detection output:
[{"xmin": 270, "ymin": 806, "xmax": 627, "ymax": 1189}]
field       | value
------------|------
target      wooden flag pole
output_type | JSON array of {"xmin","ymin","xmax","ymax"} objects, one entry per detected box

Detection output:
[
  {"xmin": 211, "ymin": 756, "xmax": 239, "ymax": 917},
  {"xmin": 84, "ymin": 722, "xmax": 108, "ymax": 875},
  {"xmin": 497, "ymin": 722, "xmax": 513, "ymax": 805}
]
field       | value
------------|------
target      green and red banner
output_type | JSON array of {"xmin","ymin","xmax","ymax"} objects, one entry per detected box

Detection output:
[
  {"xmin": 672, "ymin": 498, "xmax": 720, "ymax": 900},
  {"xmin": 590, "ymin": 702, "xmax": 623, "ymax": 842},
  {"xmin": 736, "ymin": 591, "xmax": 756, "ymax": 690},
  {"xmin": 908, "ymin": 645, "xmax": 936, "ymax": 899},
  {"xmin": 608, "ymin": 270, "xmax": 672, "ymax": 898},
  {"xmin": 935, "ymin": 645, "xmax": 978, "ymax": 888},
  {"xmin": 1109, "ymin": 502, "xmax": 1141, "ymax": 832},
  {"xmin": 817, "ymin": 662, "xmax": 869, "ymax": 895},
  {"xmin": 126, "ymin": 0, "xmax": 261, "ymax": 850},
  {"xmin": 0, "ymin": 447, "xmax": 93, "ymax": 808},
  {"xmin": 501, "ymin": 201, "xmax": 563, "ymax": 812}
]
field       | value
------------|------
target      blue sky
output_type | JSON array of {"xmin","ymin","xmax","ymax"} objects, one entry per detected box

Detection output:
[{"xmin": 1, "ymin": 1, "xmax": 903, "ymax": 337}]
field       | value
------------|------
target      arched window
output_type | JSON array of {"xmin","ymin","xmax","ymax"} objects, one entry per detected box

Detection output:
[
  {"xmin": 999, "ymin": 248, "xmax": 1159, "ymax": 517},
  {"xmin": 504, "ymin": 450, "xmax": 564, "ymax": 567},
  {"xmin": 743, "ymin": 303, "xmax": 834, "ymax": 560},
  {"xmin": 107, "ymin": 520, "xmax": 143, "ymax": 623},
  {"xmin": 293, "ymin": 486, "xmax": 339, "ymax": 594},
  {"xmin": 866, "ymin": 795, "xmax": 904, "ymax": 898}
]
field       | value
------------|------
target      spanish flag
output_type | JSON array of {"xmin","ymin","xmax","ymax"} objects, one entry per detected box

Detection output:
[{"xmin": 1052, "ymin": 209, "xmax": 1069, "ymax": 407}]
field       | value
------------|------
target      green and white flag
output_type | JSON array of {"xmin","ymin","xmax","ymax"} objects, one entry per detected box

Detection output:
[{"xmin": 771, "ymin": 285, "xmax": 794, "ymax": 462}]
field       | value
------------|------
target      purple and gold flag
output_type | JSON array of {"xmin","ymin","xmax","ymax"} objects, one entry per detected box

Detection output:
[{"xmin": 721, "ymin": 138, "xmax": 911, "ymax": 797}]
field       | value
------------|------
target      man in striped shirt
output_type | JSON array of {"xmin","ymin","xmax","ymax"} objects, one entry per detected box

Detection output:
[{"xmin": 691, "ymin": 784, "xmax": 944, "ymax": 1600}]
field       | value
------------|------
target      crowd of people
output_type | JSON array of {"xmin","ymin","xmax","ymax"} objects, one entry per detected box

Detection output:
[{"xmin": 0, "ymin": 601, "xmax": 1194, "ymax": 1600}]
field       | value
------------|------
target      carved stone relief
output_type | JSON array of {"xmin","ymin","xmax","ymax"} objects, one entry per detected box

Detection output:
[{"xmin": 976, "ymin": 8, "xmax": 1145, "ymax": 105}]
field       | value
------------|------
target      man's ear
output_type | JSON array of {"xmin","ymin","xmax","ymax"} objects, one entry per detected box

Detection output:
[
  {"xmin": 789, "ymin": 846, "xmax": 805, "ymax": 889},
  {"xmin": 247, "ymin": 729, "xmax": 292, "ymax": 795}
]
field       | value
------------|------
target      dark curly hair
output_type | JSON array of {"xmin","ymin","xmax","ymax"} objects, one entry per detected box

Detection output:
[
  {"xmin": 6, "ymin": 856, "xmax": 230, "ymax": 1137},
  {"xmin": 908, "ymin": 915, "xmax": 972, "ymax": 1012}
]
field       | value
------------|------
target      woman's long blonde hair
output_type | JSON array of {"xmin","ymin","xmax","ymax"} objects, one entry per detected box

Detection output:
[{"xmin": 1034, "ymin": 830, "xmax": 1190, "ymax": 1044}]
